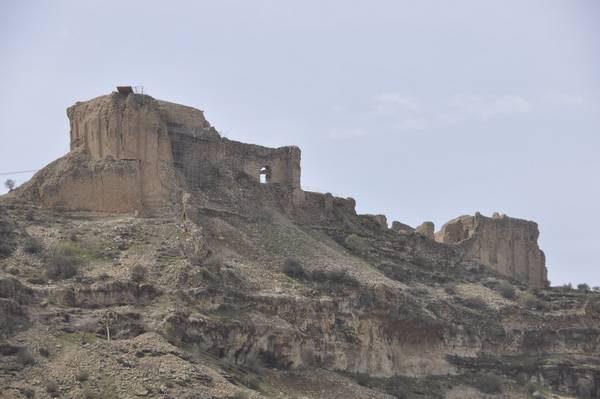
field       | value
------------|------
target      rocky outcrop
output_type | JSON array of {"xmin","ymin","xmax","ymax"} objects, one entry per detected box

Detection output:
[
  {"xmin": 415, "ymin": 221, "xmax": 435, "ymax": 239},
  {"xmin": 364, "ymin": 214, "xmax": 388, "ymax": 229},
  {"xmin": 391, "ymin": 221, "xmax": 414, "ymax": 233},
  {"xmin": 51, "ymin": 281, "xmax": 161, "ymax": 308},
  {"xmin": 435, "ymin": 212, "xmax": 548, "ymax": 287}
]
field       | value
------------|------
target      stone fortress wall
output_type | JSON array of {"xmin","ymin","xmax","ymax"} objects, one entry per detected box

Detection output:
[
  {"xmin": 66, "ymin": 91, "xmax": 301, "ymax": 211},
  {"xmin": 13, "ymin": 88, "xmax": 548, "ymax": 287}
]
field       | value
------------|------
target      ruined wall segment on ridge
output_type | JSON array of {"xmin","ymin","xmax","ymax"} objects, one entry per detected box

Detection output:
[
  {"xmin": 10, "ymin": 148, "xmax": 142, "ymax": 213},
  {"xmin": 24, "ymin": 90, "xmax": 302, "ymax": 213},
  {"xmin": 169, "ymin": 132, "xmax": 301, "ymax": 191},
  {"xmin": 435, "ymin": 212, "xmax": 548, "ymax": 287},
  {"xmin": 67, "ymin": 93, "xmax": 175, "ymax": 211}
]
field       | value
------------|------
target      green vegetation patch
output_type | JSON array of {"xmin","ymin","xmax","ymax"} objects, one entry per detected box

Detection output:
[{"xmin": 53, "ymin": 330, "xmax": 98, "ymax": 345}]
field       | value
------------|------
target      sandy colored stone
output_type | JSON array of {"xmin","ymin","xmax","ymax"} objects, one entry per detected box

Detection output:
[
  {"xmin": 16, "ymin": 91, "xmax": 301, "ymax": 214},
  {"xmin": 435, "ymin": 212, "xmax": 548, "ymax": 287},
  {"xmin": 391, "ymin": 220, "xmax": 414, "ymax": 233},
  {"xmin": 415, "ymin": 221, "xmax": 435, "ymax": 239}
]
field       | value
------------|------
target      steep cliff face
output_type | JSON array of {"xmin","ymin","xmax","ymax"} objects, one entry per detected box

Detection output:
[{"xmin": 436, "ymin": 213, "xmax": 548, "ymax": 288}]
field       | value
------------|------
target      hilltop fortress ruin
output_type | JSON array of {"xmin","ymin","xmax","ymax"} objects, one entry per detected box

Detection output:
[{"xmin": 10, "ymin": 88, "xmax": 548, "ymax": 287}]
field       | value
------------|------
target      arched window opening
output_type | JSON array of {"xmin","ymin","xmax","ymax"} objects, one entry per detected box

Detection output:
[{"xmin": 259, "ymin": 166, "xmax": 271, "ymax": 184}]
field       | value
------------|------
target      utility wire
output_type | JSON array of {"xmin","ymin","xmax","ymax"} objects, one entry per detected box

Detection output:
[{"xmin": 0, "ymin": 169, "xmax": 39, "ymax": 176}]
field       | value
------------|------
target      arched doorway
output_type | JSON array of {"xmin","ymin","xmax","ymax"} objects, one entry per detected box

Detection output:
[{"xmin": 259, "ymin": 166, "xmax": 271, "ymax": 184}]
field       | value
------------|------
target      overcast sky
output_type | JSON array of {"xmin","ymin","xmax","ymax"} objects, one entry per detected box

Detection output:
[{"xmin": 1, "ymin": 1, "xmax": 599, "ymax": 286}]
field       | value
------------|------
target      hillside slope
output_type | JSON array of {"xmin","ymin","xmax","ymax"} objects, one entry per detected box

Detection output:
[{"xmin": 1, "ymin": 178, "xmax": 599, "ymax": 399}]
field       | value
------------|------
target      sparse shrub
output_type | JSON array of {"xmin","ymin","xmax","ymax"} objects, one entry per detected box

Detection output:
[
  {"xmin": 23, "ymin": 236, "xmax": 43, "ymax": 255},
  {"xmin": 389, "ymin": 379, "xmax": 408, "ymax": 399},
  {"xmin": 76, "ymin": 370, "xmax": 89, "ymax": 382},
  {"xmin": 529, "ymin": 287, "xmax": 542, "ymax": 296},
  {"xmin": 241, "ymin": 374, "xmax": 260, "ymax": 390},
  {"xmin": 4, "ymin": 179, "xmax": 16, "ymax": 192},
  {"xmin": 16, "ymin": 348, "xmax": 34, "ymax": 366},
  {"xmin": 470, "ymin": 373, "xmax": 503, "ymax": 394},
  {"xmin": 354, "ymin": 372, "xmax": 370, "ymax": 387},
  {"xmin": 311, "ymin": 269, "xmax": 359, "ymax": 287},
  {"xmin": 344, "ymin": 234, "xmax": 370, "ymax": 255},
  {"xmin": 69, "ymin": 231, "xmax": 79, "ymax": 242},
  {"xmin": 258, "ymin": 350, "xmax": 285, "ymax": 369},
  {"xmin": 45, "ymin": 380, "xmax": 59, "ymax": 395},
  {"xmin": 317, "ymin": 352, "xmax": 336, "ymax": 368},
  {"xmin": 498, "ymin": 282, "xmax": 516, "ymax": 299},
  {"xmin": 282, "ymin": 258, "xmax": 306, "ymax": 279},
  {"xmin": 245, "ymin": 356, "xmax": 262, "ymax": 373},
  {"xmin": 45, "ymin": 243, "xmax": 82, "ymax": 280},
  {"xmin": 189, "ymin": 254, "xmax": 204, "ymax": 266},
  {"xmin": 328, "ymin": 270, "xmax": 358, "ymax": 286},
  {"xmin": 200, "ymin": 269, "xmax": 215, "ymax": 281},
  {"xmin": 577, "ymin": 283, "xmax": 590, "ymax": 291},
  {"xmin": 130, "ymin": 265, "xmax": 146, "ymax": 283},
  {"xmin": 203, "ymin": 254, "xmax": 223, "ymax": 270},
  {"xmin": 27, "ymin": 275, "xmax": 47, "ymax": 285},
  {"xmin": 164, "ymin": 379, "xmax": 175, "ymax": 388},
  {"xmin": 0, "ymin": 240, "xmax": 15, "ymax": 259},
  {"xmin": 175, "ymin": 289, "xmax": 192, "ymax": 304},
  {"xmin": 25, "ymin": 209, "xmax": 35, "ymax": 221},
  {"xmin": 525, "ymin": 381, "xmax": 538, "ymax": 394},
  {"xmin": 38, "ymin": 347, "xmax": 50, "ymax": 357},
  {"xmin": 482, "ymin": 278, "xmax": 500, "ymax": 289},
  {"xmin": 443, "ymin": 282, "xmax": 457, "ymax": 295},
  {"xmin": 461, "ymin": 297, "xmax": 488, "ymax": 310},
  {"xmin": 562, "ymin": 283, "xmax": 573, "ymax": 291},
  {"xmin": 229, "ymin": 391, "xmax": 250, "ymax": 399},
  {"xmin": 22, "ymin": 388, "xmax": 34, "ymax": 398},
  {"xmin": 522, "ymin": 292, "xmax": 545, "ymax": 311},
  {"xmin": 407, "ymin": 287, "xmax": 429, "ymax": 297}
]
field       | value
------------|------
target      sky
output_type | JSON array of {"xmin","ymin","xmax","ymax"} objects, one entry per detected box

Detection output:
[{"xmin": 0, "ymin": 0, "xmax": 599, "ymax": 286}]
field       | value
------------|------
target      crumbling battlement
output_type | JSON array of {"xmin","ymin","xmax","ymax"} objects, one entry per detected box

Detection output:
[
  {"xmin": 435, "ymin": 212, "xmax": 548, "ymax": 287},
  {"xmin": 63, "ymin": 91, "xmax": 301, "ymax": 212}
]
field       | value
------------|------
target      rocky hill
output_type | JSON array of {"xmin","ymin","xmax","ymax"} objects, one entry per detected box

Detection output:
[{"xmin": 1, "ymin": 90, "xmax": 599, "ymax": 399}]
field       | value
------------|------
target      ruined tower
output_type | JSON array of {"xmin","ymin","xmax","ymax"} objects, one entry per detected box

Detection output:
[{"xmin": 24, "ymin": 89, "xmax": 301, "ymax": 213}]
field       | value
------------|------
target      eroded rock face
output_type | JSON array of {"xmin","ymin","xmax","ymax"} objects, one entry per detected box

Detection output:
[
  {"xmin": 0, "ymin": 278, "xmax": 32, "ymax": 338},
  {"xmin": 179, "ymin": 193, "xmax": 209, "ymax": 261},
  {"xmin": 364, "ymin": 214, "xmax": 388, "ymax": 229},
  {"xmin": 415, "ymin": 221, "xmax": 435, "ymax": 240},
  {"xmin": 391, "ymin": 221, "xmax": 414, "ymax": 233},
  {"xmin": 435, "ymin": 212, "xmax": 548, "ymax": 287},
  {"xmin": 51, "ymin": 282, "xmax": 161, "ymax": 308},
  {"xmin": 161, "ymin": 288, "xmax": 454, "ymax": 378}
]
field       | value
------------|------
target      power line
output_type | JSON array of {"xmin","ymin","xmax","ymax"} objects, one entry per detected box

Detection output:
[{"xmin": 0, "ymin": 169, "xmax": 39, "ymax": 176}]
